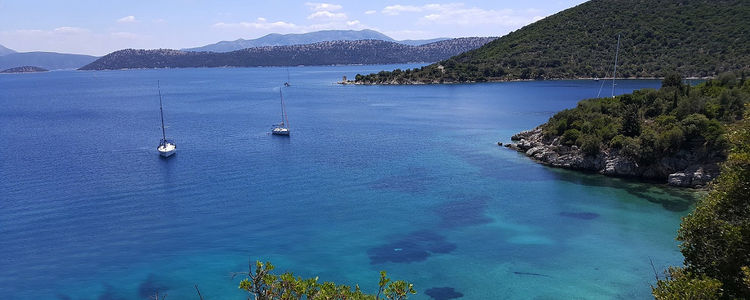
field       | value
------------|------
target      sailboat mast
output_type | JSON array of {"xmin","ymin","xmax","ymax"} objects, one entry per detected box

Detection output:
[
  {"xmin": 158, "ymin": 81, "xmax": 167, "ymax": 141},
  {"xmin": 279, "ymin": 89, "xmax": 286, "ymax": 126},
  {"xmin": 611, "ymin": 34, "xmax": 620, "ymax": 98}
]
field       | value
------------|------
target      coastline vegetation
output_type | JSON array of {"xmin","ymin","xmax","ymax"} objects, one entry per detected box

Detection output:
[
  {"xmin": 652, "ymin": 102, "xmax": 750, "ymax": 299},
  {"xmin": 543, "ymin": 72, "xmax": 749, "ymax": 164}
]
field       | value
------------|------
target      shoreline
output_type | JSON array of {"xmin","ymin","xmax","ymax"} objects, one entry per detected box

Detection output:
[
  {"xmin": 501, "ymin": 127, "xmax": 721, "ymax": 189},
  {"xmin": 345, "ymin": 76, "xmax": 713, "ymax": 85}
]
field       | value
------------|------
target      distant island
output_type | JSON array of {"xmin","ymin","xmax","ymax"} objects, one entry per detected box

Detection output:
[
  {"xmin": 1, "ymin": 66, "xmax": 48, "ymax": 73},
  {"xmin": 354, "ymin": 0, "xmax": 750, "ymax": 84},
  {"xmin": 504, "ymin": 72, "xmax": 749, "ymax": 188},
  {"xmin": 183, "ymin": 29, "xmax": 450, "ymax": 52},
  {"xmin": 79, "ymin": 38, "xmax": 496, "ymax": 70}
]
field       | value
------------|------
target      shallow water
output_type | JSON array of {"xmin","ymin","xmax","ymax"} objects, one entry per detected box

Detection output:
[{"xmin": 0, "ymin": 65, "xmax": 695, "ymax": 299}]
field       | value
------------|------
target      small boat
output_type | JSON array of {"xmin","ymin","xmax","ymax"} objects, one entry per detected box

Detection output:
[
  {"xmin": 284, "ymin": 68, "xmax": 291, "ymax": 87},
  {"xmin": 272, "ymin": 88, "xmax": 290, "ymax": 136},
  {"xmin": 156, "ymin": 82, "xmax": 176, "ymax": 157}
]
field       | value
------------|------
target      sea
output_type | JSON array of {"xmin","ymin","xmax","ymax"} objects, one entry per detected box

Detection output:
[{"xmin": 0, "ymin": 65, "xmax": 698, "ymax": 299}]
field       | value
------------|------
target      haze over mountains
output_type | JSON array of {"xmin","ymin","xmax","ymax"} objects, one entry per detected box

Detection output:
[
  {"xmin": 182, "ymin": 29, "xmax": 450, "ymax": 52},
  {"xmin": 0, "ymin": 44, "xmax": 16, "ymax": 56},
  {"xmin": 0, "ymin": 50, "xmax": 98, "ymax": 70}
]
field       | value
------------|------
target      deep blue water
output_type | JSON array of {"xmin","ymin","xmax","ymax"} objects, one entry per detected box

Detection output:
[{"xmin": 0, "ymin": 65, "xmax": 696, "ymax": 299}]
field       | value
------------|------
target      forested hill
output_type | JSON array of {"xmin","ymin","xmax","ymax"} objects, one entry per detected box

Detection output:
[
  {"xmin": 79, "ymin": 38, "xmax": 495, "ymax": 70},
  {"xmin": 355, "ymin": 0, "xmax": 750, "ymax": 84}
]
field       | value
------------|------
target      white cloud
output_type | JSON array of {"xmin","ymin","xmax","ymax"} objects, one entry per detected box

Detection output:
[
  {"xmin": 53, "ymin": 27, "xmax": 89, "ymax": 34},
  {"xmin": 304, "ymin": 2, "xmax": 347, "ymax": 20},
  {"xmin": 213, "ymin": 18, "xmax": 298, "ymax": 30},
  {"xmin": 418, "ymin": 7, "xmax": 533, "ymax": 27},
  {"xmin": 364, "ymin": 10, "xmax": 376, "ymax": 15},
  {"xmin": 212, "ymin": 3, "xmax": 370, "ymax": 38},
  {"xmin": 307, "ymin": 10, "xmax": 347, "ymax": 20},
  {"xmin": 305, "ymin": 2, "xmax": 343, "ymax": 11},
  {"xmin": 117, "ymin": 15, "xmax": 137, "ymax": 23},
  {"xmin": 382, "ymin": 5, "xmax": 422, "ymax": 15},
  {"xmin": 379, "ymin": 3, "xmax": 541, "ymax": 27}
]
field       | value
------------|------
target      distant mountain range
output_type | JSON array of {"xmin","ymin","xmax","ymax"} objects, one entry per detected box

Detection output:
[
  {"xmin": 0, "ymin": 44, "xmax": 16, "ymax": 56},
  {"xmin": 81, "ymin": 37, "xmax": 496, "ymax": 70},
  {"xmin": 183, "ymin": 29, "xmax": 450, "ymax": 52},
  {"xmin": 0, "ymin": 44, "xmax": 98, "ymax": 70}
]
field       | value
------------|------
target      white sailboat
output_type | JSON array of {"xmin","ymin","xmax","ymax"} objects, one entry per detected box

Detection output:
[
  {"xmin": 156, "ymin": 82, "xmax": 176, "ymax": 157},
  {"xmin": 272, "ymin": 88, "xmax": 290, "ymax": 136}
]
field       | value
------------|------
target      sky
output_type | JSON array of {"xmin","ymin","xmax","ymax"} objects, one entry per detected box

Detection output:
[{"xmin": 0, "ymin": 0, "xmax": 588, "ymax": 56}]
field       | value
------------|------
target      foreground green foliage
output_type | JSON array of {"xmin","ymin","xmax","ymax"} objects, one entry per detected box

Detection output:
[
  {"xmin": 652, "ymin": 267, "xmax": 723, "ymax": 300},
  {"xmin": 237, "ymin": 261, "xmax": 415, "ymax": 300},
  {"xmin": 544, "ymin": 72, "xmax": 748, "ymax": 164},
  {"xmin": 356, "ymin": 0, "xmax": 750, "ymax": 84},
  {"xmin": 654, "ymin": 103, "xmax": 750, "ymax": 298}
]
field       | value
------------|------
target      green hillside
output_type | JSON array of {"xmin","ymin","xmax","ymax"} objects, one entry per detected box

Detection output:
[{"xmin": 355, "ymin": 0, "xmax": 750, "ymax": 84}]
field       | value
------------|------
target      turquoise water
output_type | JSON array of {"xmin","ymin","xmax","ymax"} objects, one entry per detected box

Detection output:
[{"xmin": 0, "ymin": 65, "xmax": 696, "ymax": 299}]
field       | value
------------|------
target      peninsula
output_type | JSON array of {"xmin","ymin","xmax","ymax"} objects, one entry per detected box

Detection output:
[
  {"xmin": 504, "ymin": 72, "xmax": 749, "ymax": 188},
  {"xmin": 354, "ymin": 0, "xmax": 750, "ymax": 84}
]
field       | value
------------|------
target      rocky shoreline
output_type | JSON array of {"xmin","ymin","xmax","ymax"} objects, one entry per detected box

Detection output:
[{"xmin": 503, "ymin": 127, "xmax": 721, "ymax": 188}]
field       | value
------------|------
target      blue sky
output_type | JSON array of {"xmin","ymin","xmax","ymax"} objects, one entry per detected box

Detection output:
[{"xmin": 0, "ymin": 0, "xmax": 587, "ymax": 56}]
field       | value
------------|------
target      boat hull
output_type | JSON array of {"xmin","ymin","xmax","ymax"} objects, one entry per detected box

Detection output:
[
  {"xmin": 158, "ymin": 142, "xmax": 176, "ymax": 157},
  {"xmin": 159, "ymin": 149, "xmax": 176, "ymax": 157},
  {"xmin": 272, "ymin": 128, "xmax": 290, "ymax": 136}
]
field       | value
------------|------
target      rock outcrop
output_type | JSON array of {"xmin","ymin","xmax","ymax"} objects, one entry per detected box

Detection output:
[{"xmin": 504, "ymin": 127, "xmax": 721, "ymax": 188}]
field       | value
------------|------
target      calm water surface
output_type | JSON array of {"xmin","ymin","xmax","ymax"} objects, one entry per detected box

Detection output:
[{"xmin": 0, "ymin": 65, "xmax": 696, "ymax": 299}]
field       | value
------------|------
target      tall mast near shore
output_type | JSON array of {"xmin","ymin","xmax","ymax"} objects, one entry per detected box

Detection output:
[{"xmin": 612, "ymin": 34, "xmax": 620, "ymax": 98}]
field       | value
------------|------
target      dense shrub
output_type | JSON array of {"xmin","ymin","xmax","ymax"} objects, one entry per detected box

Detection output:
[
  {"xmin": 579, "ymin": 135, "xmax": 602, "ymax": 156},
  {"xmin": 541, "ymin": 73, "xmax": 748, "ymax": 164},
  {"xmin": 655, "ymin": 105, "xmax": 750, "ymax": 299},
  {"xmin": 562, "ymin": 129, "xmax": 581, "ymax": 145}
]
